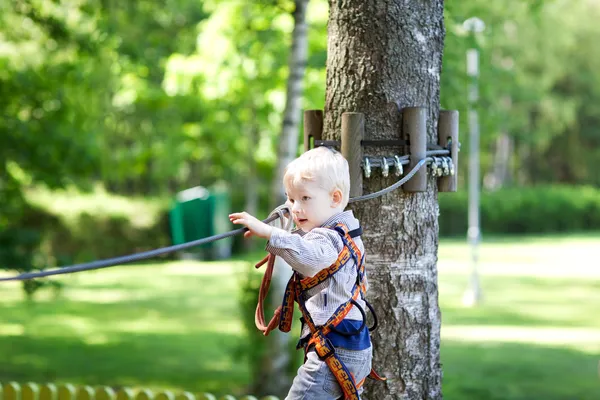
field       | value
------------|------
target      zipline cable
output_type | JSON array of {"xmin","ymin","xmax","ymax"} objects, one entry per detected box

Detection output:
[
  {"xmin": 0, "ymin": 215, "xmax": 281, "ymax": 282},
  {"xmin": 0, "ymin": 156, "xmax": 439, "ymax": 282}
]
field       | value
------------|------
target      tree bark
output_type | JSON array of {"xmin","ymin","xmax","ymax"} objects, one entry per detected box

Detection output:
[{"xmin": 324, "ymin": 1, "xmax": 445, "ymax": 399}]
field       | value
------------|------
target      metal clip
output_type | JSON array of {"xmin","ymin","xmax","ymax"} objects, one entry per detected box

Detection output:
[
  {"xmin": 381, "ymin": 157, "xmax": 389, "ymax": 177},
  {"xmin": 437, "ymin": 157, "xmax": 444, "ymax": 177},
  {"xmin": 448, "ymin": 158, "xmax": 455, "ymax": 176},
  {"xmin": 363, "ymin": 157, "xmax": 371, "ymax": 178},
  {"xmin": 394, "ymin": 156, "xmax": 403, "ymax": 176},
  {"xmin": 430, "ymin": 157, "xmax": 438, "ymax": 177},
  {"xmin": 441, "ymin": 157, "xmax": 450, "ymax": 176}
]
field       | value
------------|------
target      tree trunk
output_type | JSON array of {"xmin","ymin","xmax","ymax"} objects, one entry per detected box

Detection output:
[
  {"xmin": 324, "ymin": 1, "xmax": 445, "ymax": 399},
  {"xmin": 260, "ymin": 0, "xmax": 310, "ymax": 397}
]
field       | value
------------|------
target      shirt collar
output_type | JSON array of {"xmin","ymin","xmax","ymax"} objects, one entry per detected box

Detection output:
[
  {"xmin": 291, "ymin": 210, "xmax": 358, "ymax": 235},
  {"xmin": 320, "ymin": 210, "xmax": 356, "ymax": 229}
]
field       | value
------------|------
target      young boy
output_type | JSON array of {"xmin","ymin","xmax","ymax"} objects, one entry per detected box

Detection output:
[{"xmin": 229, "ymin": 146, "xmax": 373, "ymax": 399}]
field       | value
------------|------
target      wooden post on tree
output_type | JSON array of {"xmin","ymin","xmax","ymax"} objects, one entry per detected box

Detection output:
[
  {"xmin": 341, "ymin": 112, "xmax": 364, "ymax": 198},
  {"xmin": 402, "ymin": 107, "xmax": 428, "ymax": 192},
  {"xmin": 323, "ymin": 1, "xmax": 446, "ymax": 399}
]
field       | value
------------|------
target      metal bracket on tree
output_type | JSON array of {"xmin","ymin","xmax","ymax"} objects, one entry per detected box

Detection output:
[{"xmin": 302, "ymin": 108, "xmax": 460, "ymax": 196}]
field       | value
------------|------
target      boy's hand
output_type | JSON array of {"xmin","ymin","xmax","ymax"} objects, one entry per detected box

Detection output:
[{"xmin": 229, "ymin": 212, "xmax": 274, "ymax": 239}]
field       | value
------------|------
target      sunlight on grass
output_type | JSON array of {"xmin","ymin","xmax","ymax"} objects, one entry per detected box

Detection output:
[
  {"xmin": 1, "ymin": 234, "xmax": 599, "ymax": 399},
  {"xmin": 441, "ymin": 340, "xmax": 600, "ymax": 400},
  {"xmin": 67, "ymin": 289, "xmax": 143, "ymax": 303},
  {"xmin": 442, "ymin": 325, "xmax": 600, "ymax": 353},
  {"xmin": 0, "ymin": 323, "xmax": 25, "ymax": 336},
  {"xmin": 436, "ymin": 234, "xmax": 600, "ymax": 399},
  {"xmin": 0, "ymin": 257, "xmax": 254, "ymax": 395},
  {"xmin": 439, "ymin": 233, "xmax": 599, "ymax": 273}
]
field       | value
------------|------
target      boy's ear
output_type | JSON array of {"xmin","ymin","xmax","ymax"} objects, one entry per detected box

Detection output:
[{"xmin": 331, "ymin": 188, "xmax": 343, "ymax": 207}]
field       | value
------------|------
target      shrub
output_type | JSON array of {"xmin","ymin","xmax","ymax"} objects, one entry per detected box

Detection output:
[{"xmin": 439, "ymin": 185, "xmax": 600, "ymax": 236}]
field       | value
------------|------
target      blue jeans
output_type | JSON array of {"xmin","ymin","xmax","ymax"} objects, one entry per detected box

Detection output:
[{"xmin": 285, "ymin": 346, "xmax": 373, "ymax": 400}]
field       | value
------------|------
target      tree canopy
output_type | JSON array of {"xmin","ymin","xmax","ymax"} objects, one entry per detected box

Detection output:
[{"xmin": 1, "ymin": 0, "xmax": 599, "ymax": 230}]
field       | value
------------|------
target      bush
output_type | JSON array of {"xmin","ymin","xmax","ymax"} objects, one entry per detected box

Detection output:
[
  {"xmin": 1, "ymin": 189, "xmax": 173, "ymax": 298},
  {"xmin": 0, "ymin": 203, "xmax": 66, "ymax": 298},
  {"xmin": 439, "ymin": 185, "xmax": 600, "ymax": 236},
  {"xmin": 46, "ymin": 210, "xmax": 172, "ymax": 264}
]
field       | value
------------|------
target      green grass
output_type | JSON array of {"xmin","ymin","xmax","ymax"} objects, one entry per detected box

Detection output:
[
  {"xmin": 437, "ymin": 235, "xmax": 600, "ymax": 400},
  {"xmin": 0, "ymin": 261, "xmax": 253, "ymax": 395},
  {"xmin": 1, "ymin": 235, "xmax": 599, "ymax": 399}
]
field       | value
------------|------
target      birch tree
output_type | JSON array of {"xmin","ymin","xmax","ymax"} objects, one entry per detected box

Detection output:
[
  {"xmin": 323, "ymin": 1, "xmax": 445, "ymax": 398},
  {"xmin": 270, "ymin": 0, "xmax": 311, "ymax": 208},
  {"xmin": 262, "ymin": 0, "xmax": 310, "ymax": 397}
]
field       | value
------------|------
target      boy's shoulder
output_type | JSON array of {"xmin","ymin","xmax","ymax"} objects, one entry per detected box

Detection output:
[{"xmin": 321, "ymin": 210, "xmax": 361, "ymax": 231}]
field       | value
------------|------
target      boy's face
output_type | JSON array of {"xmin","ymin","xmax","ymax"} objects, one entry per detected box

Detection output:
[{"xmin": 284, "ymin": 179, "xmax": 342, "ymax": 232}]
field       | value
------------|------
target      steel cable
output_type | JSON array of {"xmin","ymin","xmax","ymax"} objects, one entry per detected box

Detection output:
[{"xmin": 0, "ymin": 157, "xmax": 434, "ymax": 282}]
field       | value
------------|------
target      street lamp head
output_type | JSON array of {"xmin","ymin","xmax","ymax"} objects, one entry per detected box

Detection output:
[{"xmin": 463, "ymin": 17, "xmax": 486, "ymax": 34}]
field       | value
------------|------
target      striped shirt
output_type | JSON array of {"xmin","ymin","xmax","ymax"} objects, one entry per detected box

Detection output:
[{"xmin": 266, "ymin": 210, "xmax": 369, "ymax": 341}]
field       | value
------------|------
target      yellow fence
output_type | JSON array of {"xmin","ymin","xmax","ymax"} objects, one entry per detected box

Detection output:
[{"xmin": 0, "ymin": 383, "xmax": 280, "ymax": 400}]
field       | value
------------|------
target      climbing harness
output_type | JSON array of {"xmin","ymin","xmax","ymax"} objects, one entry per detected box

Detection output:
[{"xmin": 255, "ymin": 223, "xmax": 386, "ymax": 400}]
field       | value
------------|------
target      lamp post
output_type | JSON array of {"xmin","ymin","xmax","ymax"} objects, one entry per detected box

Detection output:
[{"xmin": 462, "ymin": 17, "xmax": 485, "ymax": 307}]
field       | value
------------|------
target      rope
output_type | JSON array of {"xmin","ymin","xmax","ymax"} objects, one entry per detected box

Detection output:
[
  {"xmin": 0, "ymin": 158, "xmax": 430, "ymax": 282},
  {"xmin": 268, "ymin": 204, "xmax": 293, "ymax": 232},
  {"xmin": 0, "ymin": 214, "xmax": 281, "ymax": 282}
]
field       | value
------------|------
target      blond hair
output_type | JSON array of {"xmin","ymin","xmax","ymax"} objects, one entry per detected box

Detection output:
[{"xmin": 283, "ymin": 147, "xmax": 350, "ymax": 208}]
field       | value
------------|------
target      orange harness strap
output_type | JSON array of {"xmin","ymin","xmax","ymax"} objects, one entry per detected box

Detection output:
[{"xmin": 254, "ymin": 253, "xmax": 282, "ymax": 336}]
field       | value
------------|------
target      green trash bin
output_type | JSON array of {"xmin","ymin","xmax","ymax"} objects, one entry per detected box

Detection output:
[{"xmin": 169, "ymin": 186, "xmax": 232, "ymax": 260}]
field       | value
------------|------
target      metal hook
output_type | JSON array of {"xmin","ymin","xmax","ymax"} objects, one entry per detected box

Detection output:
[
  {"xmin": 363, "ymin": 157, "xmax": 371, "ymax": 178},
  {"xmin": 441, "ymin": 157, "xmax": 450, "ymax": 176},
  {"xmin": 394, "ymin": 156, "xmax": 403, "ymax": 176},
  {"xmin": 436, "ymin": 157, "xmax": 444, "ymax": 177},
  {"xmin": 382, "ymin": 157, "xmax": 389, "ymax": 177}
]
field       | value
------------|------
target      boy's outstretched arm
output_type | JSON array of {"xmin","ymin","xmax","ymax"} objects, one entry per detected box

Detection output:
[
  {"xmin": 229, "ymin": 211, "xmax": 340, "ymax": 277},
  {"xmin": 229, "ymin": 211, "xmax": 273, "ymax": 239}
]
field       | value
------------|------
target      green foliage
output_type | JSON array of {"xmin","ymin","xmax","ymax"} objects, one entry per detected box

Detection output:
[
  {"xmin": 443, "ymin": 0, "xmax": 600, "ymax": 187},
  {"xmin": 3, "ymin": 0, "xmax": 600, "ymax": 299},
  {"xmin": 0, "ymin": 187, "xmax": 172, "ymax": 297},
  {"xmin": 0, "ymin": 0, "xmax": 111, "ymax": 191},
  {"xmin": 439, "ymin": 185, "xmax": 600, "ymax": 236},
  {"xmin": 0, "ymin": 204, "xmax": 63, "ymax": 299}
]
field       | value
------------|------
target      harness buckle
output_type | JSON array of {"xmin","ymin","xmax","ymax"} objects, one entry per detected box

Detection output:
[{"xmin": 315, "ymin": 337, "xmax": 336, "ymax": 361}]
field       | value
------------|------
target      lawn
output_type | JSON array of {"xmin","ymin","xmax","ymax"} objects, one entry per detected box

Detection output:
[
  {"xmin": 438, "ymin": 233, "xmax": 600, "ymax": 400},
  {"xmin": 1, "ymin": 233, "xmax": 599, "ymax": 399}
]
